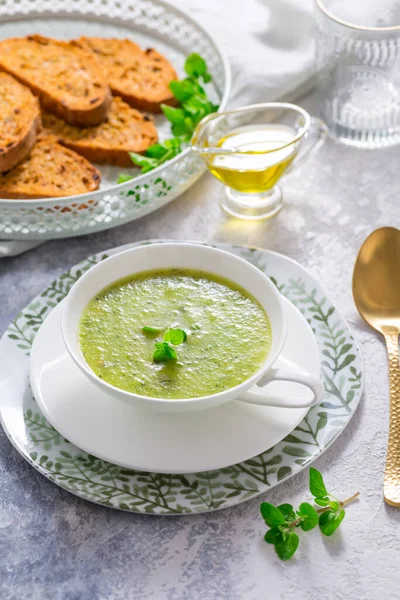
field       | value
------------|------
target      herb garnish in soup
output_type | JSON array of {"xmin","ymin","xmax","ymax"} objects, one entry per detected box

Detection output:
[{"xmin": 79, "ymin": 269, "xmax": 272, "ymax": 399}]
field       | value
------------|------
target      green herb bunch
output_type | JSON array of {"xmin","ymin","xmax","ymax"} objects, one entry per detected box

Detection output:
[
  {"xmin": 260, "ymin": 467, "xmax": 359, "ymax": 560},
  {"xmin": 118, "ymin": 53, "xmax": 218, "ymax": 181},
  {"xmin": 142, "ymin": 326, "xmax": 187, "ymax": 363}
]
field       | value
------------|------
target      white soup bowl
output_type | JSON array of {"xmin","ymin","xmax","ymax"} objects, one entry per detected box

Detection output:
[{"xmin": 62, "ymin": 243, "xmax": 324, "ymax": 413}]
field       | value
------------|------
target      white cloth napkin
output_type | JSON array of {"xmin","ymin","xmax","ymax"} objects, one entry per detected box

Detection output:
[
  {"xmin": 1, "ymin": 0, "xmax": 315, "ymax": 258},
  {"xmin": 172, "ymin": 0, "xmax": 316, "ymax": 107}
]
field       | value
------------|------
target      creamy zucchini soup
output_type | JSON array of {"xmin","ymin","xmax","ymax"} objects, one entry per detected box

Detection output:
[{"xmin": 79, "ymin": 269, "xmax": 272, "ymax": 399}]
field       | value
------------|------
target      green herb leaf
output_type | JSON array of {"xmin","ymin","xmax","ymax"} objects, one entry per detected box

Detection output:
[
  {"xmin": 260, "ymin": 469, "xmax": 358, "ymax": 561},
  {"xmin": 314, "ymin": 497, "xmax": 330, "ymax": 507},
  {"xmin": 264, "ymin": 526, "xmax": 284, "ymax": 545},
  {"xmin": 309, "ymin": 467, "xmax": 328, "ymax": 499},
  {"xmin": 164, "ymin": 138, "xmax": 182, "ymax": 151},
  {"xmin": 298, "ymin": 502, "xmax": 319, "ymax": 531},
  {"xmin": 129, "ymin": 152, "xmax": 160, "ymax": 173},
  {"xmin": 318, "ymin": 509, "xmax": 346, "ymax": 536},
  {"xmin": 184, "ymin": 53, "xmax": 211, "ymax": 82},
  {"xmin": 171, "ymin": 121, "xmax": 189, "ymax": 137},
  {"xmin": 117, "ymin": 173, "xmax": 134, "ymax": 184},
  {"xmin": 153, "ymin": 342, "xmax": 177, "ymax": 363},
  {"xmin": 142, "ymin": 326, "xmax": 163, "ymax": 336},
  {"xmin": 260, "ymin": 502, "xmax": 285, "ymax": 527},
  {"xmin": 119, "ymin": 53, "xmax": 217, "ymax": 180},
  {"xmin": 277, "ymin": 503, "xmax": 296, "ymax": 521},
  {"xmin": 161, "ymin": 105, "xmax": 186, "ymax": 125},
  {"xmin": 169, "ymin": 78, "xmax": 200, "ymax": 102},
  {"xmin": 128, "ymin": 138, "xmax": 182, "ymax": 174},
  {"xmin": 145, "ymin": 143, "xmax": 169, "ymax": 159},
  {"xmin": 163, "ymin": 328, "xmax": 187, "ymax": 345},
  {"xmin": 274, "ymin": 532, "xmax": 299, "ymax": 561}
]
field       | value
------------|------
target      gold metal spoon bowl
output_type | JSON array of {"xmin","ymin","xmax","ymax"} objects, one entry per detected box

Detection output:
[{"xmin": 353, "ymin": 226, "xmax": 400, "ymax": 507}]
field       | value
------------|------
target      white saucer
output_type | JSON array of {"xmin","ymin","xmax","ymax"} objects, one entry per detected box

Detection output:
[{"xmin": 29, "ymin": 298, "xmax": 320, "ymax": 474}]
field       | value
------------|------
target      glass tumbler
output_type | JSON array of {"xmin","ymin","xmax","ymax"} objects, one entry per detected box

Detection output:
[{"xmin": 315, "ymin": 0, "xmax": 400, "ymax": 147}]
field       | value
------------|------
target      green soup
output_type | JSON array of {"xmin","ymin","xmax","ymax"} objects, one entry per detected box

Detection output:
[{"xmin": 79, "ymin": 269, "xmax": 272, "ymax": 399}]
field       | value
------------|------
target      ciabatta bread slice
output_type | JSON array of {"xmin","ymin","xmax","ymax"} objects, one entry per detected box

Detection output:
[
  {"xmin": 0, "ymin": 72, "xmax": 41, "ymax": 173},
  {"xmin": 0, "ymin": 35, "xmax": 111, "ymax": 126},
  {"xmin": 43, "ymin": 96, "xmax": 158, "ymax": 166},
  {"xmin": 78, "ymin": 37, "xmax": 177, "ymax": 113},
  {"xmin": 0, "ymin": 136, "xmax": 101, "ymax": 199}
]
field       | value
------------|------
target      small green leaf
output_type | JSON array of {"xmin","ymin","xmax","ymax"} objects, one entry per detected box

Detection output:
[
  {"xmin": 169, "ymin": 78, "xmax": 198, "ymax": 102},
  {"xmin": 129, "ymin": 152, "xmax": 158, "ymax": 169},
  {"xmin": 319, "ymin": 509, "xmax": 345, "ymax": 536},
  {"xmin": 309, "ymin": 467, "xmax": 328, "ymax": 498},
  {"xmin": 284, "ymin": 434, "xmax": 305, "ymax": 444},
  {"xmin": 282, "ymin": 446, "xmax": 312, "ymax": 458},
  {"xmin": 275, "ymin": 532, "xmax": 299, "ymax": 561},
  {"xmin": 142, "ymin": 326, "xmax": 163, "ymax": 336},
  {"xmin": 298, "ymin": 502, "xmax": 318, "ymax": 531},
  {"xmin": 264, "ymin": 527, "xmax": 283, "ymax": 545},
  {"xmin": 277, "ymin": 503, "xmax": 296, "ymax": 521},
  {"xmin": 337, "ymin": 354, "xmax": 356, "ymax": 371},
  {"xmin": 60, "ymin": 450, "xmax": 72, "ymax": 459},
  {"xmin": 164, "ymin": 328, "xmax": 187, "ymax": 345},
  {"xmin": 184, "ymin": 53, "xmax": 210, "ymax": 81},
  {"xmin": 117, "ymin": 173, "xmax": 133, "ymax": 184},
  {"xmin": 320, "ymin": 402, "xmax": 340, "ymax": 410},
  {"xmin": 314, "ymin": 497, "xmax": 330, "ymax": 507},
  {"xmin": 145, "ymin": 143, "xmax": 169, "ymax": 159},
  {"xmin": 164, "ymin": 138, "xmax": 182, "ymax": 151},
  {"xmin": 260, "ymin": 502, "xmax": 285, "ymax": 527},
  {"xmin": 153, "ymin": 342, "xmax": 177, "ymax": 363},
  {"xmin": 277, "ymin": 466, "xmax": 292, "ymax": 481},
  {"xmin": 315, "ymin": 414, "xmax": 328, "ymax": 434},
  {"xmin": 161, "ymin": 105, "xmax": 186, "ymax": 125},
  {"xmin": 171, "ymin": 120, "xmax": 190, "ymax": 137},
  {"xmin": 329, "ymin": 500, "xmax": 340, "ymax": 511}
]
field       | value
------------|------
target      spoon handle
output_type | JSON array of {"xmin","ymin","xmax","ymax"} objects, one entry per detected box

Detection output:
[{"xmin": 384, "ymin": 331, "xmax": 400, "ymax": 507}]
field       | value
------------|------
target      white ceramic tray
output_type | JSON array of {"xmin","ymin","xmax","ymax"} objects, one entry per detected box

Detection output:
[
  {"xmin": 0, "ymin": 0, "xmax": 230, "ymax": 240},
  {"xmin": 0, "ymin": 241, "xmax": 363, "ymax": 515}
]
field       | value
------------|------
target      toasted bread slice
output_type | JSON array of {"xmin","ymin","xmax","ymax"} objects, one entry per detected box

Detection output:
[
  {"xmin": 0, "ymin": 72, "xmax": 41, "ymax": 173},
  {"xmin": 42, "ymin": 96, "xmax": 158, "ymax": 167},
  {"xmin": 0, "ymin": 35, "xmax": 111, "ymax": 127},
  {"xmin": 0, "ymin": 136, "xmax": 101, "ymax": 199},
  {"xmin": 78, "ymin": 37, "xmax": 177, "ymax": 113}
]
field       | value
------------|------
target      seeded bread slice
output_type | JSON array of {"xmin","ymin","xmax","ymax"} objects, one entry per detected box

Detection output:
[
  {"xmin": 78, "ymin": 37, "xmax": 177, "ymax": 113},
  {"xmin": 43, "ymin": 96, "xmax": 158, "ymax": 167},
  {"xmin": 0, "ymin": 72, "xmax": 41, "ymax": 173},
  {"xmin": 0, "ymin": 35, "xmax": 111, "ymax": 127},
  {"xmin": 0, "ymin": 136, "xmax": 101, "ymax": 199}
]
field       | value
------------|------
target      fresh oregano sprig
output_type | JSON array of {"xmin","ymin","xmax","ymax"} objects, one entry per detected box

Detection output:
[
  {"xmin": 118, "ymin": 53, "xmax": 218, "ymax": 181},
  {"xmin": 260, "ymin": 467, "xmax": 359, "ymax": 560},
  {"xmin": 142, "ymin": 326, "xmax": 188, "ymax": 363}
]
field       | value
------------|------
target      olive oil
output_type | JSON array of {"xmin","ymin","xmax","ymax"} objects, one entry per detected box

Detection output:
[{"xmin": 209, "ymin": 124, "xmax": 297, "ymax": 193}]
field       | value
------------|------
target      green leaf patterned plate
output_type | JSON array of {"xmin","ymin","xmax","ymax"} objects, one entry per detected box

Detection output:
[{"xmin": 0, "ymin": 241, "xmax": 363, "ymax": 514}]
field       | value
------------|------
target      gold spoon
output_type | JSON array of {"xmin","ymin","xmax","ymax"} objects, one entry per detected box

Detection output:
[{"xmin": 353, "ymin": 226, "xmax": 400, "ymax": 507}]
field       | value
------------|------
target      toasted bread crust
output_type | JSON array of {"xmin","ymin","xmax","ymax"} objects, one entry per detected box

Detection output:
[
  {"xmin": 78, "ymin": 37, "xmax": 177, "ymax": 113},
  {"xmin": 0, "ymin": 36, "xmax": 111, "ymax": 126},
  {"xmin": 0, "ymin": 72, "xmax": 42, "ymax": 172},
  {"xmin": 42, "ymin": 96, "xmax": 158, "ymax": 166},
  {"xmin": 0, "ymin": 136, "xmax": 101, "ymax": 199}
]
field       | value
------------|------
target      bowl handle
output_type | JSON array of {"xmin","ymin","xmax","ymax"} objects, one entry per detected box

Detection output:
[{"xmin": 239, "ymin": 356, "xmax": 324, "ymax": 409}]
